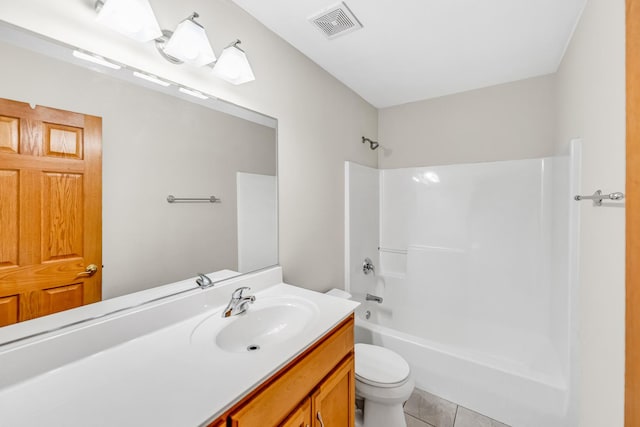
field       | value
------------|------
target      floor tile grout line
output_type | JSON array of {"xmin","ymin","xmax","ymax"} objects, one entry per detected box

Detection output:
[
  {"xmin": 452, "ymin": 404, "xmax": 459, "ymax": 427},
  {"xmin": 404, "ymin": 387, "xmax": 512, "ymax": 427},
  {"xmin": 405, "ymin": 412, "xmax": 437, "ymax": 427}
]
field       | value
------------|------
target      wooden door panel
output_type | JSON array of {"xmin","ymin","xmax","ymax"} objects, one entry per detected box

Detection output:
[
  {"xmin": 312, "ymin": 355, "xmax": 355, "ymax": 427},
  {"xmin": 42, "ymin": 172, "xmax": 84, "ymax": 261},
  {"xmin": 0, "ymin": 97, "xmax": 102, "ymax": 325},
  {"xmin": 20, "ymin": 118, "xmax": 43, "ymax": 156},
  {"xmin": 40, "ymin": 283, "xmax": 84, "ymax": 317},
  {"xmin": 20, "ymin": 283, "xmax": 84, "ymax": 321},
  {"xmin": 281, "ymin": 398, "xmax": 311, "ymax": 427},
  {"xmin": 0, "ymin": 295, "xmax": 19, "ymax": 327},
  {"xmin": 44, "ymin": 123, "xmax": 83, "ymax": 159},
  {"xmin": 0, "ymin": 115, "xmax": 19, "ymax": 153},
  {"xmin": 0, "ymin": 169, "xmax": 19, "ymax": 268}
]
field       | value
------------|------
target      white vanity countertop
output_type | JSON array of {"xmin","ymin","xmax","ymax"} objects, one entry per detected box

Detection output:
[
  {"xmin": 0, "ymin": 269, "xmax": 358, "ymax": 427},
  {"xmin": 0, "ymin": 269, "xmax": 241, "ymax": 347}
]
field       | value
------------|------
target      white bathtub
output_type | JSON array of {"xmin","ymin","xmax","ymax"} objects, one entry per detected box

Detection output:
[
  {"xmin": 345, "ymin": 156, "xmax": 579, "ymax": 427},
  {"xmin": 353, "ymin": 294, "xmax": 569, "ymax": 427}
]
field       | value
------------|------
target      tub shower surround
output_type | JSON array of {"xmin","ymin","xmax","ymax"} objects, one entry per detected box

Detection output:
[{"xmin": 345, "ymin": 153, "xmax": 578, "ymax": 427}]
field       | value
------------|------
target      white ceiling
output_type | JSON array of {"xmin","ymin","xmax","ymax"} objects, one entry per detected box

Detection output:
[{"xmin": 230, "ymin": 0, "xmax": 587, "ymax": 108}]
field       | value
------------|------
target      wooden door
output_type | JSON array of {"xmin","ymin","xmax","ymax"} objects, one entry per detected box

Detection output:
[
  {"xmin": 311, "ymin": 355, "xmax": 355, "ymax": 427},
  {"xmin": 281, "ymin": 397, "xmax": 311, "ymax": 427},
  {"xmin": 0, "ymin": 98, "xmax": 102, "ymax": 327},
  {"xmin": 628, "ymin": 0, "xmax": 640, "ymax": 424}
]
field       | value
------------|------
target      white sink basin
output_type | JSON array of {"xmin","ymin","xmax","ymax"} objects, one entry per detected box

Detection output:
[{"xmin": 191, "ymin": 296, "xmax": 320, "ymax": 353}]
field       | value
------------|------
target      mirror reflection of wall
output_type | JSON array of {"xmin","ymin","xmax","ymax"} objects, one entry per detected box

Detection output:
[
  {"xmin": 0, "ymin": 28, "xmax": 277, "ymax": 324},
  {"xmin": 236, "ymin": 172, "xmax": 278, "ymax": 273}
]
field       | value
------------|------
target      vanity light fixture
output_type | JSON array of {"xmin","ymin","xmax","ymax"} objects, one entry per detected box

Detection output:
[
  {"xmin": 133, "ymin": 71, "xmax": 171, "ymax": 87},
  {"xmin": 94, "ymin": 4, "xmax": 256, "ymax": 84},
  {"xmin": 95, "ymin": 0, "xmax": 162, "ymax": 42},
  {"xmin": 212, "ymin": 40, "xmax": 255, "ymax": 85},
  {"xmin": 179, "ymin": 87, "xmax": 208, "ymax": 100},
  {"xmin": 72, "ymin": 50, "xmax": 121, "ymax": 70},
  {"xmin": 157, "ymin": 13, "xmax": 216, "ymax": 67}
]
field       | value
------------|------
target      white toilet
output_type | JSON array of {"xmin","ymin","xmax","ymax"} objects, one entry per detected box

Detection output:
[{"xmin": 355, "ymin": 343, "xmax": 415, "ymax": 427}]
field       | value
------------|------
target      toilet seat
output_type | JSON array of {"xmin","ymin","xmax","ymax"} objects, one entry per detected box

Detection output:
[{"xmin": 355, "ymin": 343, "xmax": 410, "ymax": 388}]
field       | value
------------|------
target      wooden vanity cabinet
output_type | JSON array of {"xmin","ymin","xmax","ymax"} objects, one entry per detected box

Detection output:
[
  {"xmin": 311, "ymin": 355, "xmax": 355, "ymax": 426},
  {"xmin": 280, "ymin": 355, "xmax": 355, "ymax": 427},
  {"xmin": 280, "ymin": 397, "xmax": 312, "ymax": 427},
  {"xmin": 216, "ymin": 315, "xmax": 355, "ymax": 427}
]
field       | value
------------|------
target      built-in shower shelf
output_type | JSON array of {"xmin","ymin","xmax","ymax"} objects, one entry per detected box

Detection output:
[{"xmin": 379, "ymin": 271, "xmax": 406, "ymax": 280}]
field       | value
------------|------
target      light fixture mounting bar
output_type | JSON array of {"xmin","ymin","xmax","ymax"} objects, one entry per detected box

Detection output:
[
  {"xmin": 186, "ymin": 12, "xmax": 204, "ymax": 28},
  {"xmin": 155, "ymin": 30, "xmax": 183, "ymax": 64}
]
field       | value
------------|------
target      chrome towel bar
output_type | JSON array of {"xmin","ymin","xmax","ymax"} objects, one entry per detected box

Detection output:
[
  {"xmin": 167, "ymin": 195, "xmax": 221, "ymax": 203},
  {"xmin": 574, "ymin": 190, "xmax": 624, "ymax": 206}
]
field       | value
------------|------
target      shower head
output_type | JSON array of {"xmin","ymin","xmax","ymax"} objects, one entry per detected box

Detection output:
[{"xmin": 362, "ymin": 136, "xmax": 379, "ymax": 150}]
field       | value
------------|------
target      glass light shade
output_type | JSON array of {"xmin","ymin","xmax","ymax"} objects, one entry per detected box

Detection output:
[
  {"xmin": 163, "ymin": 19, "xmax": 216, "ymax": 66},
  {"xmin": 96, "ymin": 0, "xmax": 162, "ymax": 42},
  {"xmin": 212, "ymin": 45, "xmax": 255, "ymax": 85}
]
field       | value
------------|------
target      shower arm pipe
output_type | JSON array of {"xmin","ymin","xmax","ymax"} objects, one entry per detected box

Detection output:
[{"xmin": 362, "ymin": 136, "xmax": 379, "ymax": 150}]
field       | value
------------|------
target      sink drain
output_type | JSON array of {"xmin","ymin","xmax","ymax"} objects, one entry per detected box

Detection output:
[{"xmin": 247, "ymin": 344, "xmax": 260, "ymax": 352}]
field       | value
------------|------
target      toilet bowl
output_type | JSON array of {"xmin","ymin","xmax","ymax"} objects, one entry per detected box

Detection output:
[
  {"xmin": 355, "ymin": 343, "xmax": 415, "ymax": 427},
  {"xmin": 323, "ymin": 289, "xmax": 414, "ymax": 426}
]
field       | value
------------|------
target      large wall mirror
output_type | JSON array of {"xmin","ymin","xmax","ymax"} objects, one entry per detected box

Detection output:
[{"xmin": 0, "ymin": 22, "xmax": 278, "ymax": 339}]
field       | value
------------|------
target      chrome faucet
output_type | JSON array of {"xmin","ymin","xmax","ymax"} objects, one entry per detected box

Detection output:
[
  {"xmin": 222, "ymin": 287, "xmax": 256, "ymax": 317},
  {"xmin": 363, "ymin": 258, "xmax": 375, "ymax": 275},
  {"xmin": 196, "ymin": 273, "xmax": 213, "ymax": 289},
  {"xmin": 366, "ymin": 293, "xmax": 383, "ymax": 303}
]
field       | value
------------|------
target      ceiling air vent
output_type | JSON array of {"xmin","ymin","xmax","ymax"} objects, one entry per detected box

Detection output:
[{"xmin": 309, "ymin": 2, "xmax": 363, "ymax": 40}]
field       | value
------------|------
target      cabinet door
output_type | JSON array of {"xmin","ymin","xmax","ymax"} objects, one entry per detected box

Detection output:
[
  {"xmin": 281, "ymin": 397, "xmax": 311, "ymax": 427},
  {"xmin": 312, "ymin": 355, "xmax": 355, "ymax": 427}
]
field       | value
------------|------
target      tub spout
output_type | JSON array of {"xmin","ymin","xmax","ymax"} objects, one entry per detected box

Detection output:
[{"xmin": 366, "ymin": 293, "xmax": 383, "ymax": 303}]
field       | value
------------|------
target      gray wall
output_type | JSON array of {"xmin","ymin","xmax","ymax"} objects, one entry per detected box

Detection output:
[
  {"xmin": 555, "ymin": 0, "xmax": 626, "ymax": 424},
  {"xmin": 378, "ymin": 74, "xmax": 556, "ymax": 168},
  {"xmin": 0, "ymin": 0, "xmax": 629, "ymax": 422},
  {"xmin": 1, "ymin": 0, "xmax": 378, "ymax": 294},
  {"xmin": 0, "ymin": 41, "xmax": 276, "ymax": 298},
  {"xmin": 369, "ymin": 2, "xmax": 628, "ymax": 421},
  {"xmin": 374, "ymin": 0, "xmax": 627, "ymax": 420}
]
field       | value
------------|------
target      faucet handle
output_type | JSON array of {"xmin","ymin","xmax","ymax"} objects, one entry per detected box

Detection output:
[
  {"xmin": 196, "ymin": 273, "xmax": 213, "ymax": 288},
  {"xmin": 231, "ymin": 286, "xmax": 251, "ymax": 299},
  {"xmin": 363, "ymin": 258, "xmax": 375, "ymax": 275}
]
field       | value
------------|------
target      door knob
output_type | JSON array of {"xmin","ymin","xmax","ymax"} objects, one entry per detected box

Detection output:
[{"xmin": 77, "ymin": 264, "xmax": 98, "ymax": 277}]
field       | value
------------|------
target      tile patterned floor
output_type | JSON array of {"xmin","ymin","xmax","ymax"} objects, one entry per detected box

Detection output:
[{"xmin": 404, "ymin": 388, "xmax": 511, "ymax": 427}]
